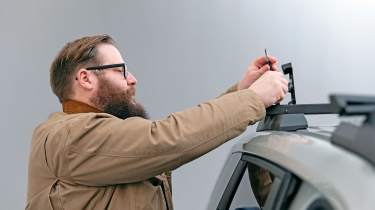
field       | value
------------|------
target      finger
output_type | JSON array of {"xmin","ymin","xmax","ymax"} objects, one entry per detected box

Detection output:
[
  {"xmin": 277, "ymin": 89, "xmax": 286, "ymax": 103},
  {"xmin": 267, "ymin": 55, "xmax": 278, "ymax": 64},
  {"xmin": 280, "ymin": 77, "xmax": 288, "ymax": 86},
  {"xmin": 276, "ymin": 92, "xmax": 284, "ymax": 104},
  {"xmin": 271, "ymin": 62, "xmax": 279, "ymax": 71},
  {"xmin": 258, "ymin": 64, "xmax": 270, "ymax": 73},
  {"xmin": 279, "ymin": 85, "xmax": 286, "ymax": 97},
  {"xmin": 278, "ymin": 77, "xmax": 288, "ymax": 93},
  {"xmin": 274, "ymin": 71, "xmax": 284, "ymax": 77},
  {"xmin": 252, "ymin": 55, "xmax": 278, "ymax": 67},
  {"xmin": 281, "ymin": 82, "xmax": 288, "ymax": 94}
]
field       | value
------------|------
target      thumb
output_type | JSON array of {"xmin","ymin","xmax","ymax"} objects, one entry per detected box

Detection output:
[{"xmin": 258, "ymin": 64, "xmax": 270, "ymax": 74}]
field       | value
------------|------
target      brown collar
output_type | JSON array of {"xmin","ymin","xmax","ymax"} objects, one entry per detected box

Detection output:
[{"xmin": 62, "ymin": 100, "xmax": 102, "ymax": 114}]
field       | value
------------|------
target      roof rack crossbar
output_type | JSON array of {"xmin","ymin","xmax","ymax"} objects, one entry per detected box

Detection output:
[
  {"xmin": 330, "ymin": 94, "xmax": 375, "ymax": 125},
  {"xmin": 265, "ymin": 104, "xmax": 337, "ymax": 116}
]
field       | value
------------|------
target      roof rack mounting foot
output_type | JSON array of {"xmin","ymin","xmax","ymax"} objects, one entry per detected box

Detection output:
[{"xmin": 256, "ymin": 114, "xmax": 308, "ymax": 132}]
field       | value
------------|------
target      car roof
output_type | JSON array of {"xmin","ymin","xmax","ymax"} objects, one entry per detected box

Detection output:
[{"xmin": 231, "ymin": 127, "xmax": 375, "ymax": 210}]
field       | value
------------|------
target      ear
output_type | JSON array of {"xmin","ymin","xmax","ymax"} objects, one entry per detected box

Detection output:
[{"xmin": 75, "ymin": 68, "xmax": 96, "ymax": 90}]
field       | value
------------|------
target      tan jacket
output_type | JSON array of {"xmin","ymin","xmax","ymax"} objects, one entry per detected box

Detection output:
[{"xmin": 26, "ymin": 87, "xmax": 265, "ymax": 210}]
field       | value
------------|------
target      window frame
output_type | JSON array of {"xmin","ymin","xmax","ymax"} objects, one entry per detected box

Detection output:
[{"xmin": 216, "ymin": 153, "xmax": 300, "ymax": 210}]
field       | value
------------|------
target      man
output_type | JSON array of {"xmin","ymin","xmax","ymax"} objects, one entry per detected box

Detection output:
[{"xmin": 27, "ymin": 34, "xmax": 287, "ymax": 210}]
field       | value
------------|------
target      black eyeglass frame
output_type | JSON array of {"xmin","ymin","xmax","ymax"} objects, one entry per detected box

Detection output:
[{"xmin": 86, "ymin": 63, "xmax": 128, "ymax": 79}]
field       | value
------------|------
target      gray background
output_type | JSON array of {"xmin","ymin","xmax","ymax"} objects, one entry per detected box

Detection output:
[{"xmin": 1, "ymin": 0, "xmax": 375, "ymax": 209}]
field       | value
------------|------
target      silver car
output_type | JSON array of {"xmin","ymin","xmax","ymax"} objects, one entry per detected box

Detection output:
[{"xmin": 208, "ymin": 63, "xmax": 375, "ymax": 210}]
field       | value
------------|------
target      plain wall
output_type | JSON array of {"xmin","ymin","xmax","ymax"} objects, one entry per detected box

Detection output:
[{"xmin": 1, "ymin": 0, "xmax": 375, "ymax": 209}]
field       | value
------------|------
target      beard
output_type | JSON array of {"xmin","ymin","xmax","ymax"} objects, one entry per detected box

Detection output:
[{"xmin": 90, "ymin": 76, "xmax": 149, "ymax": 120}]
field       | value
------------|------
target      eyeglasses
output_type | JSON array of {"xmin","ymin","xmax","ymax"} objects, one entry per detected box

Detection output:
[{"xmin": 86, "ymin": 63, "xmax": 128, "ymax": 79}]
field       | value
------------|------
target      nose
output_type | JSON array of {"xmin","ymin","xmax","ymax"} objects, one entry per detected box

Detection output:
[{"xmin": 126, "ymin": 72, "xmax": 137, "ymax": 85}]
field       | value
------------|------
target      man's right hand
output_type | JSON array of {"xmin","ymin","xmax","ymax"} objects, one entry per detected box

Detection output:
[{"xmin": 249, "ymin": 71, "xmax": 288, "ymax": 108}]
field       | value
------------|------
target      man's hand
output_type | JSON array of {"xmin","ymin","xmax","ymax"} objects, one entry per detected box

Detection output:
[
  {"xmin": 249, "ymin": 71, "xmax": 288, "ymax": 108},
  {"xmin": 238, "ymin": 56, "xmax": 278, "ymax": 90}
]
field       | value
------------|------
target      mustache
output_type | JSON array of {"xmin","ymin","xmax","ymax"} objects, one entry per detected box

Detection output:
[{"xmin": 127, "ymin": 87, "xmax": 136, "ymax": 97}]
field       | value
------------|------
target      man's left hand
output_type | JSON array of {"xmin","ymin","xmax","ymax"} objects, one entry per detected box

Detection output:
[{"xmin": 238, "ymin": 55, "xmax": 279, "ymax": 90}]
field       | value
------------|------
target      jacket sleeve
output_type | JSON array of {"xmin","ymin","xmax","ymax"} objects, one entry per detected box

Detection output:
[
  {"xmin": 218, "ymin": 83, "xmax": 239, "ymax": 97},
  {"xmin": 63, "ymin": 89, "xmax": 265, "ymax": 186}
]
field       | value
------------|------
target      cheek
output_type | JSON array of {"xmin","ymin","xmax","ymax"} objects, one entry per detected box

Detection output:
[{"xmin": 108, "ymin": 75, "xmax": 129, "ymax": 89}]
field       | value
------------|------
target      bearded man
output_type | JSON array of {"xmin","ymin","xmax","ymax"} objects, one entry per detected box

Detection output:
[{"xmin": 26, "ymin": 34, "xmax": 287, "ymax": 210}]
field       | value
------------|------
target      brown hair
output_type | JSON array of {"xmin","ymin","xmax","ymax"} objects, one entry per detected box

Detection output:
[{"xmin": 50, "ymin": 34, "xmax": 116, "ymax": 103}]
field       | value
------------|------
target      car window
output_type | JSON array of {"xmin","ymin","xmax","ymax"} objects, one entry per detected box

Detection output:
[
  {"xmin": 288, "ymin": 182, "xmax": 334, "ymax": 210},
  {"xmin": 243, "ymin": 155, "xmax": 300, "ymax": 210},
  {"xmin": 246, "ymin": 163, "xmax": 274, "ymax": 208},
  {"xmin": 229, "ymin": 169, "xmax": 259, "ymax": 210},
  {"xmin": 306, "ymin": 197, "xmax": 334, "ymax": 210},
  {"xmin": 217, "ymin": 154, "xmax": 300, "ymax": 210}
]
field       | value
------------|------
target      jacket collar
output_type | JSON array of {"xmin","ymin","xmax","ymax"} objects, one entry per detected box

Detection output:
[{"xmin": 62, "ymin": 100, "xmax": 102, "ymax": 114}]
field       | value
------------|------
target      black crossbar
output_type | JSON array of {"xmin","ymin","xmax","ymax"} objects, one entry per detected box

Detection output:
[{"xmin": 266, "ymin": 104, "xmax": 337, "ymax": 116}]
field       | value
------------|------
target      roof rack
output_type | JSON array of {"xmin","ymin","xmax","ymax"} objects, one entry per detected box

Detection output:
[
  {"xmin": 330, "ymin": 94, "xmax": 375, "ymax": 125},
  {"xmin": 256, "ymin": 62, "xmax": 337, "ymax": 132},
  {"xmin": 255, "ymin": 62, "xmax": 375, "ymax": 166},
  {"xmin": 330, "ymin": 94, "xmax": 375, "ymax": 166},
  {"xmin": 256, "ymin": 63, "xmax": 375, "ymax": 131}
]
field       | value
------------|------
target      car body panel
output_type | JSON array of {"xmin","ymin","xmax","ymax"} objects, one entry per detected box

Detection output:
[{"xmin": 208, "ymin": 126, "xmax": 375, "ymax": 210}]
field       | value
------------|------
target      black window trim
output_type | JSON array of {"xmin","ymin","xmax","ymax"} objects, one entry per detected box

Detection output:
[
  {"xmin": 216, "ymin": 153, "xmax": 299, "ymax": 210},
  {"xmin": 217, "ymin": 158, "xmax": 247, "ymax": 210}
]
